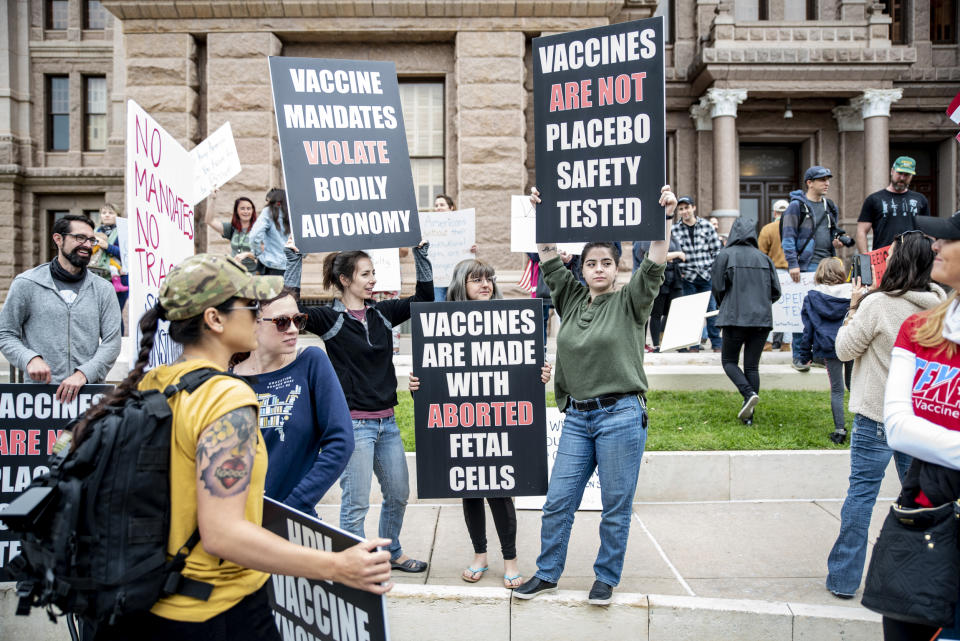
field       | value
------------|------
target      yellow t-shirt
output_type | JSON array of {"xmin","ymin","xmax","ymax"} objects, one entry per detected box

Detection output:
[{"xmin": 138, "ymin": 359, "xmax": 269, "ymax": 622}]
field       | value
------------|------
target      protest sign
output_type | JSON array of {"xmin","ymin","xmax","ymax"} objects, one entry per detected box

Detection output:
[
  {"xmin": 368, "ymin": 248, "xmax": 402, "ymax": 293},
  {"xmin": 511, "ymin": 195, "xmax": 537, "ymax": 253},
  {"xmin": 515, "ymin": 408, "xmax": 602, "ymax": 511},
  {"xmin": 0, "ymin": 384, "xmax": 112, "ymax": 580},
  {"xmin": 269, "ymin": 57, "xmax": 421, "ymax": 253},
  {"xmin": 411, "ymin": 299, "xmax": 548, "ymax": 499},
  {"xmin": 869, "ymin": 245, "xmax": 890, "ymax": 286},
  {"xmin": 262, "ymin": 498, "xmax": 389, "ymax": 641},
  {"xmin": 125, "ymin": 99, "xmax": 197, "ymax": 368},
  {"xmin": 418, "ymin": 208, "xmax": 476, "ymax": 287},
  {"xmin": 533, "ymin": 17, "xmax": 665, "ymax": 243},
  {"xmin": 188, "ymin": 121, "xmax": 242, "ymax": 206},
  {"xmin": 659, "ymin": 291, "xmax": 712, "ymax": 352},
  {"xmin": 772, "ymin": 270, "xmax": 816, "ymax": 333}
]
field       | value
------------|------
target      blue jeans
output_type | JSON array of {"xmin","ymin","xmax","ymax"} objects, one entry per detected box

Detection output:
[
  {"xmin": 284, "ymin": 247, "xmax": 303, "ymax": 289},
  {"xmin": 535, "ymin": 395, "xmax": 647, "ymax": 587},
  {"xmin": 434, "ymin": 286, "xmax": 448, "ymax": 302},
  {"xmin": 826, "ymin": 414, "xmax": 912, "ymax": 596},
  {"xmin": 339, "ymin": 416, "xmax": 410, "ymax": 561},
  {"xmin": 681, "ymin": 276, "xmax": 721, "ymax": 349}
]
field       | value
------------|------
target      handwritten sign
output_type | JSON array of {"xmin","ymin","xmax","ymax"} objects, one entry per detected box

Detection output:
[
  {"xmin": 125, "ymin": 100, "xmax": 197, "ymax": 368},
  {"xmin": 188, "ymin": 121, "xmax": 242, "ymax": 206},
  {"xmin": 269, "ymin": 57, "xmax": 421, "ymax": 252},
  {"xmin": 869, "ymin": 245, "xmax": 890, "ymax": 286},
  {"xmin": 515, "ymin": 408, "xmax": 601, "ymax": 511},
  {"xmin": 418, "ymin": 208, "xmax": 476, "ymax": 287},
  {"xmin": 368, "ymin": 248, "xmax": 401, "ymax": 293},
  {"xmin": 772, "ymin": 270, "xmax": 816, "ymax": 333},
  {"xmin": 511, "ymin": 195, "xmax": 537, "ymax": 253},
  {"xmin": 533, "ymin": 17, "xmax": 666, "ymax": 243}
]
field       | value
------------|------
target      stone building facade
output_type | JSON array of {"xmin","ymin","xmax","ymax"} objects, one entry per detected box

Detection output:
[{"xmin": 1, "ymin": 0, "xmax": 958, "ymax": 298}]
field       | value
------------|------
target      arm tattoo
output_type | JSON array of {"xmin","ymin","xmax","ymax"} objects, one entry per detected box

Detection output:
[{"xmin": 196, "ymin": 406, "xmax": 258, "ymax": 497}]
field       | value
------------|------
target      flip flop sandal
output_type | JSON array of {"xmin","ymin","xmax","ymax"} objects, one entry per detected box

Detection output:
[
  {"xmin": 503, "ymin": 574, "xmax": 523, "ymax": 589},
  {"xmin": 461, "ymin": 566, "xmax": 488, "ymax": 583},
  {"xmin": 391, "ymin": 558, "xmax": 428, "ymax": 573}
]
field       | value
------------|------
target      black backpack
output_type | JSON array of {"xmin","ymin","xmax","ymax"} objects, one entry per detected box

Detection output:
[
  {"xmin": 779, "ymin": 198, "xmax": 839, "ymax": 257},
  {"xmin": 3, "ymin": 368, "xmax": 244, "ymax": 625}
]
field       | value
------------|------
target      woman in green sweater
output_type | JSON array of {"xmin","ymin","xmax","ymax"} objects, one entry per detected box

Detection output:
[{"xmin": 514, "ymin": 185, "xmax": 675, "ymax": 606}]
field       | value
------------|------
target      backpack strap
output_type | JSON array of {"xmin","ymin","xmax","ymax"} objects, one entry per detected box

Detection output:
[
  {"xmin": 163, "ymin": 368, "xmax": 253, "ymax": 398},
  {"xmin": 162, "ymin": 528, "xmax": 213, "ymax": 601}
]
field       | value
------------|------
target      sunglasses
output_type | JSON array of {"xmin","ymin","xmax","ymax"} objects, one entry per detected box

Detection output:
[{"xmin": 260, "ymin": 313, "xmax": 307, "ymax": 332}]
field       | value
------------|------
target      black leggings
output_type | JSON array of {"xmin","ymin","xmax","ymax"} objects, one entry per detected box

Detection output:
[
  {"xmin": 91, "ymin": 583, "xmax": 280, "ymax": 641},
  {"xmin": 882, "ymin": 617, "xmax": 942, "ymax": 641},
  {"xmin": 825, "ymin": 357, "xmax": 853, "ymax": 432},
  {"xmin": 462, "ymin": 497, "xmax": 517, "ymax": 560},
  {"xmin": 720, "ymin": 327, "xmax": 768, "ymax": 400}
]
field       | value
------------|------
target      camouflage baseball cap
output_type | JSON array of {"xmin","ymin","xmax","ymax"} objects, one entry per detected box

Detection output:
[{"xmin": 159, "ymin": 254, "xmax": 284, "ymax": 321}]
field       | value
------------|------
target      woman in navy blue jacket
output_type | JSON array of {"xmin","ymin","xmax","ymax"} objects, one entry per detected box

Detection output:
[
  {"xmin": 796, "ymin": 257, "xmax": 853, "ymax": 444},
  {"xmin": 233, "ymin": 288, "xmax": 354, "ymax": 514}
]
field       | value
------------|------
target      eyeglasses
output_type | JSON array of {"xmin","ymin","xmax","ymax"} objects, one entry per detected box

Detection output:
[
  {"xmin": 260, "ymin": 313, "xmax": 308, "ymax": 332},
  {"xmin": 228, "ymin": 302, "xmax": 261, "ymax": 317},
  {"xmin": 63, "ymin": 233, "xmax": 98, "ymax": 246},
  {"xmin": 467, "ymin": 276, "xmax": 496, "ymax": 285}
]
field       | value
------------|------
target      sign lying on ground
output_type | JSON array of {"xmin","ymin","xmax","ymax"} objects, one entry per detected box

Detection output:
[
  {"xmin": 515, "ymin": 408, "xmax": 602, "ymax": 511},
  {"xmin": 772, "ymin": 270, "xmax": 816, "ymax": 334},
  {"xmin": 188, "ymin": 121, "xmax": 242, "ymax": 206},
  {"xmin": 533, "ymin": 17, "xmax": 666, "ymax": 243},
  {"xmin": 262, "ymin": 498, "xmax": 389, "ymax": 641},
  {"xmin": 125, "ymin": 99, "xmax": 197, "ymax": 368},
  {"xmin": 0, "ymin": 385, "xmax": 112, "ymax": 580},
  {"xmin": 411, "ymin": 299, "xmax": 548, "ymax": 499},
  {"xmin": 418, "ymin": 208, "xmax": 476, "ymax": 288},
  {"xmin": 269, "ymin": 57, "xmax": 421, "ymax": 253}
]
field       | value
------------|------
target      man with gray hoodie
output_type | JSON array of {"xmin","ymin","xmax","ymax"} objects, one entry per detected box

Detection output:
[{"xmin": 0, "ymin": 214, "xmax": 121, "ymax": 403}]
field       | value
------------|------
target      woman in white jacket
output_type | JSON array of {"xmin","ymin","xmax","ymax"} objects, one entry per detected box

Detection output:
[{"xmin": 825, "ymin": 231, "xmax": 943, "ymax": 600}]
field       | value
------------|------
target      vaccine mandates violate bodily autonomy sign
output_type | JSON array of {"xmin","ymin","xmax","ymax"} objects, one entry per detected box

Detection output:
[
  {"xmin": 125, "ymin": 100, "xmax": 197, "ymax": 368},
  {"xmin": 0, "ymin": 385, "xmax": 112, "ymax": 580},
  {"xmin": 262, "ymin": 497, "xmax": 389, "ymax": 641},
  {"xmin": 533, "ymin": 17, "xmax": 665, "ymax": 243},
  {"xmin": 411, "ymin": 300, "xmax": 547, "ymax": 499},
  {"xmin": 269, "ymin": 57, "xmax": 421, "ymax": 253}
]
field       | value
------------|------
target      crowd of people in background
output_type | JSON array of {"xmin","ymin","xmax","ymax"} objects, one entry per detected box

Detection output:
[{"xmin": 5, "ymin": 151, "xmax": 960, "ymax": 639}]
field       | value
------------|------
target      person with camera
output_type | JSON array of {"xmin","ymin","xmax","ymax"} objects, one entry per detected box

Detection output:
[{"xmin": 781, "ymin": 166, "xmax": 851, "ymax": 371}]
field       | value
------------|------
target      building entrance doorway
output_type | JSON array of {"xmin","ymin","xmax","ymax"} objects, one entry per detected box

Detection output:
[
  {"xmin": 890, "ymin": 142, "xmax": 938, "ymax": 216},
  {"xmin": 739, "ymin": 144, "xmax": 800, "ymax": 228}
]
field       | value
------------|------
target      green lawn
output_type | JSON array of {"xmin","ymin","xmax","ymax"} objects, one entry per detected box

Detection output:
[{"xmin": 395, "ymin": 389, "xmax": 853, "ymax": 452}]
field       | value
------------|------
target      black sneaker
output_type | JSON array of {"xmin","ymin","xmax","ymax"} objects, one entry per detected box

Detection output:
[
  {"xmin": 513, "ymin": 577, "xmax": 557, "ymax": 600},
  {"xmin": 738, "ymin": 393, "xmax": 759, "ymax": 422},
  {"xmin": 587, "ymin": 580, "xmax": 613, "ymax": 605}
]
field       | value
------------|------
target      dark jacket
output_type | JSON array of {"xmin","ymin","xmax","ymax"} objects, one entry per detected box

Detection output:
[
  {"xmin": 796, "ymin": 284, "xmax": 852, "ymax": 362},
  {"xmin": 781, "ymin": 189, "xmax": 839, "ymax": 271},
  {"xmin": 711, "ymin": 217, "xmax": 781, "ymax": 329},
  {"xmin": 304, "ymin": 246, "xmax": 434, "ymax": 412}
]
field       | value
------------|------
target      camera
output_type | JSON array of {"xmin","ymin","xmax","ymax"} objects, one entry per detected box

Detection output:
[{"xmin": 833, "ymin": 228, "xmax": 855, "ymax": 248}]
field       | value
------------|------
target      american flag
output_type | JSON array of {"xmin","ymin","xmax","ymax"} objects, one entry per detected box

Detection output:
[{"xmin": 517, "ymin": 258, "xmax": 538, "ymax": 296}]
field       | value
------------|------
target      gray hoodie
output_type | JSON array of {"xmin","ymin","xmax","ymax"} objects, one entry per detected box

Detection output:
[{"xmin": 0, "ymin": 262, "xmax": 121, "ymax": 383}]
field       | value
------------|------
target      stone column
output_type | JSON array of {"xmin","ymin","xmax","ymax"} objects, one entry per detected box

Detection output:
[
  {"xmin": 859, "ymin": 88, "xmax": 902, "ymax": 194},
  {"xmin": 702, "ymin": 88, "xmax": 746, "ymax": 220},
  {"xmin": 455, "ymin": 32, "xmax": 526, "ymax": 264},
  {"xmin": 206, "ymin": 32, "xmax": 282, "ymax": 257}
]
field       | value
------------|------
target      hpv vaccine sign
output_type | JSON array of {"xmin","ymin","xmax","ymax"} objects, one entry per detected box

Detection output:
[
  {"xmin": 0, "ymin": 385, "xmax": 112, "ymax": 580},
  {"xmin": 533, "ymin": 17, "xmax": 665, "ymax": 243},
  {"xmin": 262, "ymin": 498, "xmax": 389, "ymax": 641},
  {"xmin": 410, "ymin": 300, "xmax": 548, "ymax": 499},
  {"xmin": 269, "ymin": 57, "xmax": 421, "ymax": 253},
  {"xmin": 125, "ymin": 100, "xmax": 197, "ymax": 368}
]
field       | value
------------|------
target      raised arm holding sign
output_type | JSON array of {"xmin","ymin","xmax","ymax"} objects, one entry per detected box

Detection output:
[{"xmin": 533, "ymin": 17, "xmax": 666, "ymax": 243}]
